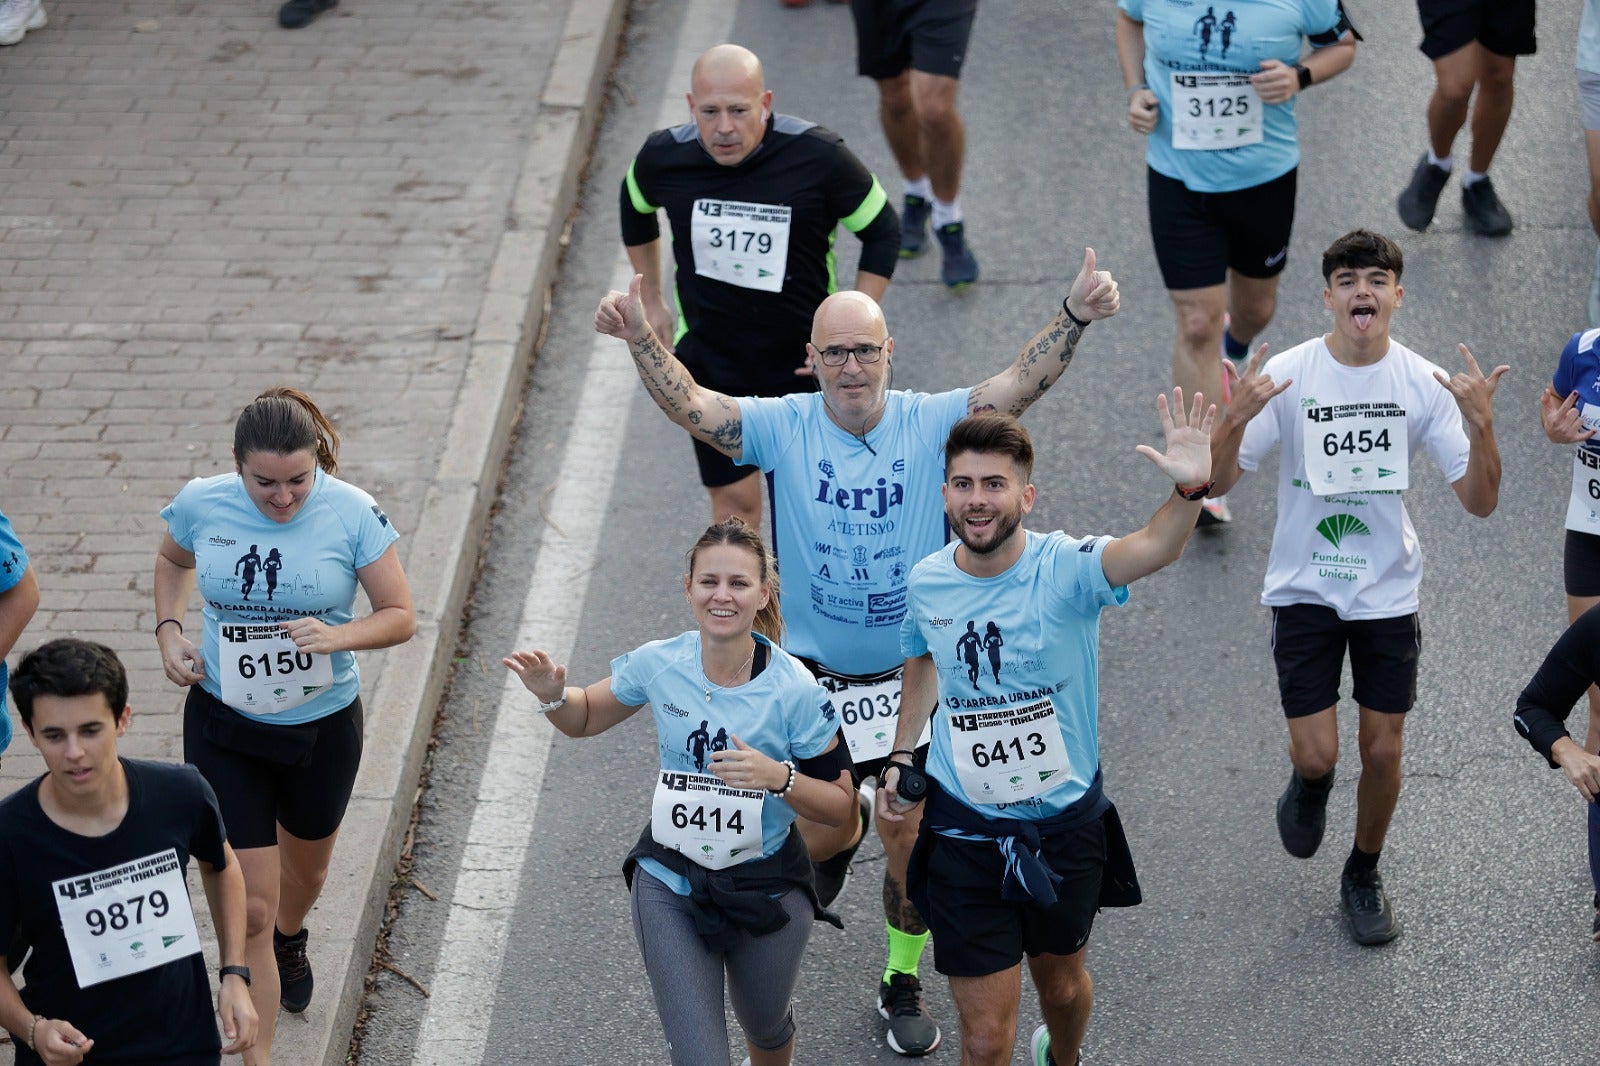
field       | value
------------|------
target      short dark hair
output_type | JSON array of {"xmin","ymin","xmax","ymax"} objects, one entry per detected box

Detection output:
[
  {"xmin": 10, "ymin": 639, "xmax": 128, "ymax": 730},
  {"xmin": 1321, "ymin": 229, "xmax": 1404, "ymax": 283},
  {"xmin": 944, "ymin": 413, "xmax": 1034, "ymax": 482}
]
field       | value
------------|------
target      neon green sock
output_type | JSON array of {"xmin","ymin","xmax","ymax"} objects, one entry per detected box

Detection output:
[{"xmin": 883, "ymin": 921, "xmax": 930, "ymax": 982}]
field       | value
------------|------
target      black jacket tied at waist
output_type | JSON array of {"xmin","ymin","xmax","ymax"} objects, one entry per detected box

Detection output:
[
  {"xmin": 907, "ymin": 770, "xmax": 1142, "ymax": 910},
  {"xmin": 624, "ymin": 823, "xmax": 843, "ymax": 951}
]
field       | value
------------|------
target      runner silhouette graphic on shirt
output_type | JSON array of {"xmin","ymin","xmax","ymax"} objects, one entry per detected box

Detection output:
[
  {"xmin": 235, "ymin": 544, "xmax": 262, "ymax": 601},
  {"xmin": 263, "ymin": 548, "xmax": 283, "ymax": 602},
  {"xmin": 1195, "ymin": 6, "xmax": 1218, "ymax": 60},
  {"xmin": 982, "ymin": 621, "xmax": 1005, "ymax": 683},
  {"xmin": 687, "ymin": 720, "xmax": 713, "ymax": 772},
  {"xmin": 1220, "ymin": 10, "xmax": 1237, "ymax": 59},
  {"xmin": 710, "ymin": 727, "xmax": 730, "ymax": 756},
  {"xmin": 957, "ymin": 622, "xmax": 983, "ymax": 689}
]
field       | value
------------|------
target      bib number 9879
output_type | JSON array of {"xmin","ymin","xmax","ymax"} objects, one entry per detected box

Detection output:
[{"xmin": 84, "ymin": 891, "xmax": 170, "ymax": 936}]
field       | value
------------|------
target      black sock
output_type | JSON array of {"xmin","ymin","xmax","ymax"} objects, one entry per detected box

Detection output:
[
  {"xmin": 1345, "ymin": 844, "xmax": 1380, "ymax": 874},
  {"xmin": 1302, "ymin": 769, "xmax": 1334, "ymax": 792}
]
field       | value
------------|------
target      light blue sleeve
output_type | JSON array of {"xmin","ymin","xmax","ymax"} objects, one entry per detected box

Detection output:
[
  {"xmin": 0, "ymin": 511, "xmax": 27, "ymax": 596},
  {"xmin": 350, "ymin": 493, "xmax": 400, "ymax": 569},
  {"xmin": 1118, "ymin": 0, "xmax": 1144, "ymax": 19},
  {"xmin": 607, "ymin": 647, "xmax": 650, "ymax": 707},
  {"xmin": 787, "ymin": 678, "xmax": 840, "ymax": 761},
  {"xmin": 899, "ymin": 579, "xmax": 929, "ymax": 658},
  {"xmin": 160, "ymin": 478, "xmax": 209, "ymax": 552},
  {"xmin": 736, "ymin": 395, "xmax": 791, "ymax": 472},
  {"xmin": 1304, "ymin": 0, "xmax": 1342, "ymax": 45},
  {"xmin": 1046, "ymin": 533, "xmax": 1127, "ymax": 611}
]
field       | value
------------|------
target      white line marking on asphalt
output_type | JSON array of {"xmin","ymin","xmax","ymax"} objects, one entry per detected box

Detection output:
[{"xmin": 409, "ymin": 2, "xmax": 734, "ymax": 1062}]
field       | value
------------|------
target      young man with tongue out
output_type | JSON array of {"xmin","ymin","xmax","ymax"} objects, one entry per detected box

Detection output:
[{"xmin": 1209, "ymin": 228, "xmax": 1507, "ymax": 946}]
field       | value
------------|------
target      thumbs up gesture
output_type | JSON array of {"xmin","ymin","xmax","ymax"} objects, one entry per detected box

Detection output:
[
  {"xmin": 1064, "ymin": 248, "xmax": 1120, "ymax": 323},
  {"xmin": 595, "ymin": 273, "xmax": 651, "ymax": 343}
]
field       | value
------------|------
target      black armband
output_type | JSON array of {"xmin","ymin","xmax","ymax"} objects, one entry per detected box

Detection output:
[
  {"xmin": 798, "ymin": 733, "xmax": 858, "ymax": 786},
  {"xmin": 1307, "ymin": 2, "xmax": 1361, "ymax": 46}
]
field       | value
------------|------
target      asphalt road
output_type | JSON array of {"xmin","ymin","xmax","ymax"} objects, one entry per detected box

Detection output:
[{"xmin": 355, "ymin": 1, "xmax": 1600, "ymax": 1063}]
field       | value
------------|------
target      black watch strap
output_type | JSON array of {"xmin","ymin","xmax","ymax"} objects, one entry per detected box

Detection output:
[
  {"xmin": 220, "ymin": 965, "xmax": 251, "ymax": 986},
  {"xmin": 1295, "ymin": 63, "xmax": 1313, "ymax": 90}
]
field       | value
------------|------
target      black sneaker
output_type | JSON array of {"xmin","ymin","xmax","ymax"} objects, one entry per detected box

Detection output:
[
  {"xmin": 1461, "ymin": 177, "xmax": 1513, "ymax": 237},
  {"xmin": 935, "ymin": 222, "xmax": 979, "ymax": 289},
  {"xmin": 1340, "ymin": 866, "xmax": 1400, "ymax": 946},
  {"xmin": 277, "ymin": 0, "xmax": 335, "ymax": 28},
  {"xmin": 811, "ymin": 785, "xmax": 872, "ymax": 907},
  {"xmin": 1396, "ymin": 154, "xmax": 1450, "ymax": 232},
  {"xmin": 274, "ymin": 926, "xmax": 314, "ymax": 1012},
  {"xmin": 1275, "ymin": 768, "xmax": 1332, "ymax": 859},
  {"xmin": 900, "ymin": 195, "xmax": 931, "ymax": 258},
  {"xmin": 879, "ymin": 973, "xmax": 942, "ymax": 1056}
]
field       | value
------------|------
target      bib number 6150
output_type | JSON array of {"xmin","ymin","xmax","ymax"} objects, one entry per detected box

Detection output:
[{"xmin": 237, "ymin": 649, "xmax": 314, "ymax": 680}]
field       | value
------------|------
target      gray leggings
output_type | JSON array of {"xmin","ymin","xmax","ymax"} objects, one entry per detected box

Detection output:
[{"xmin": 630, "ymin": 869, "xmax": 812, "ymax": 1066}]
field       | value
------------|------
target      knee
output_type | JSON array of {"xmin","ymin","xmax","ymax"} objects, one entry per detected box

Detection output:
[
  {"xmin": 244, "ymin": 890, "xmax": 278, "ymax": 939},
  {"xmin": 957, "ymin": 1016, "xmax": 1016, "ymax": 1065},
  {"xmin": 1230, "ymin": 291, "xmax": 1277, "ymax": 337},
  {"xmin": 1036, "ymin": 964, "xmax": 1092, "ymax": 1014},
  {"xmin": 878, "ymin": 76, "xmax": 914, "ymax": 119},
  {"xmin": 1289, "ymin": 732, "xmax": 1338, "ymax": 779},
  {"xmin": 877, "ymin": 808, "xmax": 919, "ymax": 856},
  {"xmin": 1358, "ymin": 725, "xmax": 1404, "ymax": 775},
  {"xmin": 913, "ymin": 88, "xmax": 961, "ymax": 131},
  {"xmin": 1477, "ymin": 58, "xmax": 1515, "ymax": 97},
  {"xmin": 1173, "ymin": 301, "xmax": 1224, "ymax": 356},
  {"xmin": 1432, "ymin": 68, "xmax": 1476, "ymax": 109}
]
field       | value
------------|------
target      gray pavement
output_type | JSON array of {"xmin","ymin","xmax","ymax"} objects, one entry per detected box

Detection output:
[{"xmin": 0, "ymin": 0, "xmax": 624, "ymax": 1061}]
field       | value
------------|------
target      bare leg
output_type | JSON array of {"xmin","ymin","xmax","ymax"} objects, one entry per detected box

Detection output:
[
  {"xmin": 1167, "ymin": 285, "xmax": 1228, "ymax": 417},
  {"xmin": 1284, "ymin": 705, "xmax": 1339, "ymax": 781},
  {"xmin": 947, "ymin": 964, "xmax": 1022, "ymax": 1066},
  {"xmin": 1027, "ymin": 946, "xmax": 1093, "ymax": 1066},
  {"xmin": 1426, "ymin": 43, "xmax": 1483, "ymax": 160},
  {"xmin": 275, "ymin": 825, "xmax": 339, "ymax": 936},
  {"xmin": 1353, "ymin": 707, "xmax": 1405, "ymax": 854},
  {"xmin": 1224, "ymin": 272, "xmax": 1281, "ymax": 352},
  {"xmin": 235, "ymin": 846, "xmax": 282, "ymax": 1066},
  {"xmin": 1466, "ymin": 51, "xmax": 1517, "ymax": 174},
  {"xmin": 908, "ymin": 70, "xmax": 964, "ymax": 203},
  {"xmin": 1585, "ymin": 129, "xmax": 1600, "ymax": 237},
  {"xmin": 708, "ymin": 471, "xmax": 763, "ymax": 530},
  {"xmin": 876, "ymin": 71, "xmax": 924, "ymax": 183}
]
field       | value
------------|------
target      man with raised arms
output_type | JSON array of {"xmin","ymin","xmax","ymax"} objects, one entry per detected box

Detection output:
[
  {"xmin": 881, "ymin": 401, "xmax": 1214, "ymax": 1066},
  {"xmin": 596, "ymin": 252, "xmax": 1118, "ymax": 1057},
  {"xmin": 1211, "ymin": 228, "xmax": 1506, "ymax": 945}
]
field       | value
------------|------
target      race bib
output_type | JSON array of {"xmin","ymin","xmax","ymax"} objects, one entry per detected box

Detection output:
[
  {"xmin": 947, "ymin": 699, "xmax": 1070, "ymax": 805},
  {"xmin": 1300, "ymin": 403, "xmax": 1408, "ymax": 495},
  {"xmin": 690, "ymin": 198, "xmax": 791, "ymax": 293},
  {"xmin": 650, "ymin": 770, "xmax": 765, "ymax": 870},
  {"xmin": 218, "ymin": 623, "xmax": 332, "ymax": 715},
  {"xmin": 1170, "ymin": 72, "xmax": 1263, "ymax": 151},
  {"xmin": 811, "ymin": 664, "xmax": 931, "ymax": 765},
  {"xmin": 53, "ymin": 849, "xmax": 201, "ymax": 989},
  {"xmin": 1565, "ymin": 404, "xmax": 1600, "ymax": 532}
]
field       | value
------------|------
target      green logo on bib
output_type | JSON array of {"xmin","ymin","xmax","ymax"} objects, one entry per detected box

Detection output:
[{"xmin": 162, "ymin": 935, "xmax": 185, "ymax": 948}]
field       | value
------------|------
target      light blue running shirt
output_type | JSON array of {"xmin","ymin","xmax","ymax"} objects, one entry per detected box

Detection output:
[
  {"xmin": 900, "ymin": 531, "xmax": 1128, "ymax": 822},
  {"xmin": 161, "ymin": 469, "xmax": 398, "ymax": 725},
  {"xmin": 0, "ymin": 509, "xmax": 29, "ymax": 756},
  {"xmin": 610, "ymin": 631, "xmax": 840, "ymax": 895},
  {"xmin": 738, "ymin": 388, "xmax": 970, "ymax": 675},
  {"xmin": 1120, "ymin": 0, "xmax": 1342, "ymax": 193}
]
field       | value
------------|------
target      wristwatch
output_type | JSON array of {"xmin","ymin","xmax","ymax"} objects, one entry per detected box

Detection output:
[
  {"xmin": 1175, "ymin": 480, "xmax": 1214, "ymax": 501},
  {"xmin": 220, "ymin": 965, "xmax": 252, "ymax": 986},
  {"xmin": 1295, "ymin": 63, "xmax": 1313, "ymax": 90}
]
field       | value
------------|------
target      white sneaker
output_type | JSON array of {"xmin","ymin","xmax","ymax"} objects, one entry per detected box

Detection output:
[
  {"xmin": 1197, "ymin": 495, "xmax": 1232, "ymax": 527},
  {"xmin": 0, "ymin": 0, "xmax": 46, "ymax": 45}
]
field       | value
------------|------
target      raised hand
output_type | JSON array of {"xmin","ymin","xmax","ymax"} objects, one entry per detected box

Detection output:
[
  {"xmin": 1540, "ymin": 385, "xmax": 1596, "ymax": 444},
  {"xmin": 1064, "ymin": 247, "xmax": 1120, "ymax": 322},
  {"xmin": 503, "ymin": 648, "xmax": 567, "ymax": 705},
  {"xmin": 594, "ymin": 273, "xmax": 650, "ymax": 343},
  {"xmin": 1222, "ymin": 343, "xmax": 1292, "ymax": 424},
  {"xmin": 1135, "ymin": 387, "xmax": 1216, "ymax": 487},
  {"xmin": 1433, "ymin": 343, "xmax": 1509, "ymax": 432}
]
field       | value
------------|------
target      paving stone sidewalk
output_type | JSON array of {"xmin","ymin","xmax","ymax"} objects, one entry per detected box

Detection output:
[{"xmin": 0, "ymin": 0, "xmax": 626, "ymax": 1060}]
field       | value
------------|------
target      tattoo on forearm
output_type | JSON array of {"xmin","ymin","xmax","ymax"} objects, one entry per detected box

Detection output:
[
  {"xmin": 987, "ymin": 310, "xmax": 1087, "ymax": 417},
  {"xmin": 629, "ymin": 334, "xmax": 742, "ymax": 453},
  {"xmin": 882, "ymin": 869, "xmax": 929, "ymax": 935}
]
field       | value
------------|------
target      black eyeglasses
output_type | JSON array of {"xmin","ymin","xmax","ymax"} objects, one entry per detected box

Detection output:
[{"xmin": 816, "ymin": 343, "xmax": 886, "ymax": 367}]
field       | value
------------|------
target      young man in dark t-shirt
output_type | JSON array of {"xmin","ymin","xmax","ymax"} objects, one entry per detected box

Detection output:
[{"xmin": 0, "ymin": 639, "xmax": 256, "ymax": 1065}]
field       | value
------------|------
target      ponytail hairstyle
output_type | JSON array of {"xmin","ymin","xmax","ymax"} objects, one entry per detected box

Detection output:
[
  {"xmin": 684, "ymin": 517, "xmax": 784, "ymax": 643},
  {"xmin": 233, "ymin": 386, "xmax": 341, "ymax": 475}
]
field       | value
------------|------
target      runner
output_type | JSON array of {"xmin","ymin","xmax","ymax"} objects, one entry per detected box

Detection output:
[
  {"xmin": 0, "ymin": 506, "xmax": 40, "ymax": 770},
  {"xmin": 622, "ymin": 43, "xmax": 900, "ymax": 528},
  {"xmin": 153, "ymin": 386, "xmax": 416, "ymax": 1064},
  {"xmin": 0, "ymin": 638, "xmax": 257, "ymax": 1065},
  {"xmin": 1116, "ymin": 0, "xmax": 1358, "ymax": 524},
  {"xmin": 504, "ymin": 518, "xmax": 856, "ymax": 1066},
  {"xmin": 1210, "ymin": 229, "xmax": 1506, "ymax": 946},
  {"xmin": 1396, "ymin": 0, "xmax": 1535, "ymax": 237},
  {"xmin": 1515, "ymin": 603, "xmax": 1600, "ymax": 939},
  {"xmin": 882, "ymin": 401, "xmax": 1214, "ymax": 1066},
  {"xmin": 851, "ymin": 0, "xmax": 981, "ymax": 288},
  {"xmin": 1537, "ymin": 325, "xmax": 1600, "ymax": 935},
  {"xmin": 596, "ymin": 249, "xmax": 1119, "ymax": 1056}
]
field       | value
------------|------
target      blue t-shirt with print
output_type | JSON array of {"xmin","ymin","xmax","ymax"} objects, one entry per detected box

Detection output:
[
  {"xmin": 1553, "ymin": 328, "xmax": 1600, "ymax": 464},
  {"xmin": 900, "ymin": 531, "xmax": 1128, "ymax": 822},
  {"xmin": 738, "ymin": 388, "xmax": 970, "ymax": 675},
  {"xmin": 1120, "ymin": 0, "xmax": 1342, "ymax": 193},
  {"xmin": 161, "ymin": 469, "xmax": 399, "ymax": 725},
  {"xmin": 0, "ymin": 509, "xmax": 29, "ymax": 756},
  {"xmin": 610, "ymin": 631, "xmax": 839, "ymax": 895}
]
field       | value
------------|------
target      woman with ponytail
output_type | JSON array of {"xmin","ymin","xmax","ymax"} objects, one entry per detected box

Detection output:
[
  {"xmin": 153, "ymin": 386, "xmax": 415, "ymax": 1063},
  {"xmin": 505, "ymin": 518, "xmax": 855, "ymax": 1066}
]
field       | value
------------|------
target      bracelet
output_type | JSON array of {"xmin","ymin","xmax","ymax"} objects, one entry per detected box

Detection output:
[
  {"xmin": 27, "ymin": 1015, "xmax": 41, "ymax": 1051},
  {"xmin": 886, "ymin": 749, "xmax": 918, "ymax": 762},
  {"xmin": 1126, "ymin": 82, "xmax": 1148, "ymax": 100},
  {"xmin": 536, "ymin": 689, "xmax": 567, "ymax": 714},
  {"xmin": 1061, "ymin": 297, "xmax": 1089, "ymax": 328},
  {"xmin": 770, "ymin": 759, "xmax": 796, "ymax": 796},
  {"xmin": 156, "ymin": 618, "xmax": 183, "ymax": 636},
  {"xmin": 1175, "ymin": 480, "xmax": 1214, "ymax": 501}
]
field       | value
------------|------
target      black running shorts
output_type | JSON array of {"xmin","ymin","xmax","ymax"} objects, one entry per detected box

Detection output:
[
  {"xmin": 1147, "ymin": 166, "xmax": 1297, "ymax": 292},
  {"xmin": 1270, "ymin": 603, "xmax": 1420, "ymax": 718},
  {"xmin": 1565, "ymin": 530, "xmax": 1600, "ymax": 597},
  {"xmin": 1417, "ymin": 0, "xmax": 1535, "ymax": 60},
  {"xmin": 920, "ymin": 819, "xmax": 1104, "ymax": 977},
  {"xmin": 852, "ymin": 0, "xmax": 979, "ymax": 81},
  {"xmin": 183, "ymin": 685, "xmax": 364, "ymax": 848}
]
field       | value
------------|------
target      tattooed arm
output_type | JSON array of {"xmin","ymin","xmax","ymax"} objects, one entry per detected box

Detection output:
[
  {"xmin": 595, "ymin": 273, "xmax": 745, "ymax": 459},
  {"xmin": 965, "ymin": 247, "xmax": 1120, "ymax": 417}
]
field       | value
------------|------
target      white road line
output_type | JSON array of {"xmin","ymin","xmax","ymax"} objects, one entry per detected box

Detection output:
[{"xmin": 409, "ymin": 3, "xmax": 734, "ymax": 1063}]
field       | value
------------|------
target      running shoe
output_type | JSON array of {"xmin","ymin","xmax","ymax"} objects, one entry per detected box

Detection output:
[
  {"xmin": 935, "ymin": 223, "xmax": 979, "ymax": 289},
  {"xmin": 1396, "ymin": 155, "xmax": 1450, "ymax": 232},
  {"xmin": 0, "ymin": 0, "xmax": 45, "ymax": 46},
  {"xmin": 1461, "ymin": 177, "xmax": 1512, "ymax": 237},
  {"xmin": 1340, "ymin": 866, "xmax": 1400, "ymax": 946},
  {"xmin": 1275, "ymin": 767, "xmax": 1331, "ymax": 859},
  {"xmin": 900, "ymin": 195, "xmax": 931, "ymax": 257},
  {"xmin": 274, "ymin": 926, "xmax": 314, "ymax": 1012},
  {"xmin": 1196, "ymin": 497, "xmax": 1231, "ymax": 527},
  {"xmin": 811, "ymin": 784, "xmax": 872, "ymax": 907},
  {"xmin": 879, "ymin": 973, "xmax": 942, "ymax": 1056},
  {"xmin": 277, "ymin": 0, "xmax": 335, "ymax": 28},
  {"xmin": 1030, "ymin": 1023, "xmax": 1082, "ymax": 1066}
]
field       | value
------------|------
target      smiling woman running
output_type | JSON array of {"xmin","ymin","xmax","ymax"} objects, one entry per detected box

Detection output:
[
  {"xmin": 505, "ymin": 518, "xmax": 856, "ymax": 1066},
  {"xmin": 153, "ymin": 386, "xmax": 415, "ymax": 1064}
]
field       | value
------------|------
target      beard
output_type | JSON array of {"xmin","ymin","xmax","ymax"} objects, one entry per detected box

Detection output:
[{"xmin": 949, "ymin": 504, "xmax": 1024, "ymax": 557}]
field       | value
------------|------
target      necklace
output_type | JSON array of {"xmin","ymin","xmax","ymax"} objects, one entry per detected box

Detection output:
[{"xmin": 701, "ymin": 640, "xmax": 756, "ymax": 701}]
